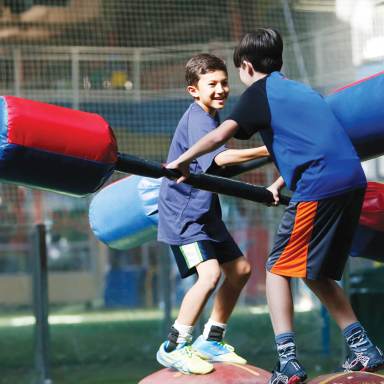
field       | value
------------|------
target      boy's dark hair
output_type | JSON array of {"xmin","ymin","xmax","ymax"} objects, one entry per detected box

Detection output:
[
  {"xmin": 185, "ymin": 53, "xmax": 227, "ymax": 86},
  {"xmin": 233, "ymin": 28, "xmax": 283, "ymax": 73}
]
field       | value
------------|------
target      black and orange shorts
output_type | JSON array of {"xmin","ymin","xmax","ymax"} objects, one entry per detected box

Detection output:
[{"xmin": 266, "ymin": 188, "xmax": 366, "ymax": 280}]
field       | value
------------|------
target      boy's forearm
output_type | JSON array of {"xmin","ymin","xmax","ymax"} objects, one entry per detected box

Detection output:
[
  {"xmin": 178, "ymin": 120, "xmax": 239, "ymax": 164},
  {"xmin": 215, "ymin": 145, "xmax": 269, "ymax": 166}
]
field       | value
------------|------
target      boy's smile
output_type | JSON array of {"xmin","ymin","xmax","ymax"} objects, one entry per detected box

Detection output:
[{"xmin": 187, "ymin": 70, "xmax": 229, "ymax": 116}]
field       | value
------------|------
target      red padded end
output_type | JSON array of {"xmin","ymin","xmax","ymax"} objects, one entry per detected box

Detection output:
[
  {"xmin": 360, "ymin": 181, "xmax": 384, "ymax": 232},
  {"xmin": 4, "ymin": 96, "xmax": 117, "ymax": 163}
]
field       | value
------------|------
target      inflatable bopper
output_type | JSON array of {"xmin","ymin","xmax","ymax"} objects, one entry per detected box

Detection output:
[
  {"xmin": 139, "ymin": 363, "xmax": 271, "ymax": 384},
  {"xmin": 0, "ymin": 96, "xmax": 117, "ymax": 196},
  {"xmin": 308, "ymin": 371, "xmax": 384, "ymax": 383},
  {"xmin": 327, "ymin": 71, "xmax": 384, "ymax": 161},
  {"xmin": 89, "ymin": 176, "xmax": 160, "ymax": 249},
  {"xmin": 359, "ymin": 182, "xmax": 384, "ymax": 232},
  {"xmin": 350, "ymin": 182, "xmax": 384, "ymax": 261},
  {"xmin": 89, "ymin": 72, "xmax": 384, "ymax": 250}
]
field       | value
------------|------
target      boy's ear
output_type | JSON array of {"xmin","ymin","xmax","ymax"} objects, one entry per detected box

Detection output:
[
  {"xmin": 243, "ymin": 60, "xmax": 254, "ymax": 76},
  {"xmin": 187, "ymin": 85, "xmax": 199, "ymax": 98}
]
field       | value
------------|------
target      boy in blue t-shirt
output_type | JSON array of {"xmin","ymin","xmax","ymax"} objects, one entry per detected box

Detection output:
[
  {"xmin": 156, "ymin": 53, "xmax": 269, "ymax": 375},
  {"xmin": 166, "ymin": 30, "xmax": 384, "ymax": 383}
]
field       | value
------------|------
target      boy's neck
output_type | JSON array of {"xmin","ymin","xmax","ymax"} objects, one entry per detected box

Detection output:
[
  {"xmin": 195, "ymin": 100, "xmax": 217, "ymax": 117},
  {"xmin": 248, "ymin": 71, "xmax": 269, "ymax": 85}
]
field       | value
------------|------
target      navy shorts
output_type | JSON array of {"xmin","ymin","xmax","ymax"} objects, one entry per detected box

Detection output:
[
  {"xmin": 170, "ymin": 238, "xmax": 243, "ymax": 278},
  {"xmin": 266, "ymin": 188, "xmax": 366, "ymax": 280}
]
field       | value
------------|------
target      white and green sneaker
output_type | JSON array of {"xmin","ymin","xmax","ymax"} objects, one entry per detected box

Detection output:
[
  {"xmin": 156, "ymin": 341, "xmax": 214, "ymax": 375},
  {"xmin": 192, "ymin": 335, "xmax": 247, "ymax": 364}
]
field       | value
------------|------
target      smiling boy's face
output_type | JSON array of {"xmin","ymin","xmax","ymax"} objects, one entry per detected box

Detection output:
[{"xmin": 187, "ymin": 70, "xmax": 229, "ymax": 116}]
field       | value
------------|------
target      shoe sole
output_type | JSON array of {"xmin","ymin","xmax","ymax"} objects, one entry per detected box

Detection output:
[
  {"xmin": 205, "ymin": 356, "xmax": 247, "ymax": 364},
  {"xmin": 156, "ymin": 350, "xmax": 213, "ymax": 375},
  {"xmin": 269, "ymin": 375, "xmax": 306, "ymax": 384},
  {"xmin": 361, "ymin": 363, "xmax": 384, "ymax": 373},
  {"xmin": 194, "ymin": 351, "xmax": 247, "ymax": 364},
  {"xmin": 288, "ymin": 376, "xmax": 306, "ymax": 384}
]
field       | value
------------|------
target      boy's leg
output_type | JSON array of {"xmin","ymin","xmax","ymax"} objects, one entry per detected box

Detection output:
[
  {"xmin": 266, "ymin": 271, "xmax": 293, "ymax": 334},
  {"xmin": 193, "ymin": 256, "xmax": 251, "ymax": 364},
  {"xmin": 157, "ymin": 257, "xmax": 221, "ymax": 375},
  {"xmin": 265, "ymin": 200, "xmax": 316, "ymax": 383},
  {"xmin": 210, "ymin": 256, "xmax": 251, "ymax": 324},
  {"xmin": 165, "ymin": 259, "xmax": 221, "ymax": 350},
  {"xmin": 176, "ymin": 259, "xmax": 221, "ymax": 326},
  {"xmin": 303, "ymin": 277, "xmax": 356, "ymax": 329},
  {"xmin": 266, "ymin": 271, "xmax": 307, "ymax": 384},
  {"xmin": 304, "ymin": 277, "xmax": 384, "ymax": 372}
]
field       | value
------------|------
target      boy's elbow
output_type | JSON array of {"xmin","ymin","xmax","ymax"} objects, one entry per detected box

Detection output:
[
  {"xmin": 213, "ymin": 152, "xmax": 226, "ymax": 167},
  {"xmin": 213, "ymin": 132, "xmax": 228, "ymax": 146}
]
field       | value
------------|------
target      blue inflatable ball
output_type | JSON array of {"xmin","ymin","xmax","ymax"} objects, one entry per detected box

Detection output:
[
  {"xmin": 326, "ymin": 71, "xmax": 384, "ymax": 160},
  {"xmin": 89, "ymin": 176, "xmax": 160, "ymax": 249}
]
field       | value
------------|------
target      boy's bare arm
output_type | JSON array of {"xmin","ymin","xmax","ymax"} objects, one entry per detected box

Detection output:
[
  {"xmin": 214, "ymin": 145, "xmax": 269, "ymax": 167},
  {"xmin": 166, "ymin": 119, "xmax": 239, "ymax": 183}
]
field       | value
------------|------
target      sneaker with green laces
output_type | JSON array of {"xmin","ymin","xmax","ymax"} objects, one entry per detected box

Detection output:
[
  {"xmin": 156, "ymin": 341, "xmax": 214, "ymax": 375},
  {"xmin": 192, "ymin": 335, "xmax": 247, "ymax": 364}
]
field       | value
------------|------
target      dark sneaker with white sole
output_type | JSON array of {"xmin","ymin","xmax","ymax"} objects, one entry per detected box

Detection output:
[{"xmin": 342, "ymin": 345, "xmax": 384, "ymax": 372}]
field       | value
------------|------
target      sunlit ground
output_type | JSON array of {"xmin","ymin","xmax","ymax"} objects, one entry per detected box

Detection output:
[{"xmin": 0, "ymin": 302, "xmax": 381, "ymax": 383}]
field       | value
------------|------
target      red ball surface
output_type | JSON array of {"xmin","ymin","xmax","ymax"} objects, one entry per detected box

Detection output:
[
  {"xmin": 139, "ymin": 363, "xmax": 271, "ymax": 384},
  {"xmin": 308, "ymin": 371, "xmax": 384, "ymax": 384}
]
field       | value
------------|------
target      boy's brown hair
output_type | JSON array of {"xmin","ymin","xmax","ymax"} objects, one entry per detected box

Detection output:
[{"xmin": 185, "ymin": 53, "xmax": 227, "ymax": 86}]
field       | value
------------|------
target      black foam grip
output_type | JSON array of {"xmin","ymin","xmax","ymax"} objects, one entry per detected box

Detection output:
[{"xmin": 116, "ymin": 153, "xmax": 290, "ymax": 205}]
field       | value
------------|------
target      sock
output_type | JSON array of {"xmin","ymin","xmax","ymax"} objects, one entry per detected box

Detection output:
[
  {"xmin": 165, "ymin": 321, "xmax": 193, "ymax": 352},
  {"xmin": 275, "ymin": 332, "xmax": 297, "ymax": 368},
  {"xmin": 343, "ymin": 322, "xmax": 373, "ymax": 353},
  {"xmin": 203, "ymin": 318, "xmax": 227, "ymax": 341}
]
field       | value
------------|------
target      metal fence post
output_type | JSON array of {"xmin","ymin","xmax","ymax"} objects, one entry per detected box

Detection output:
[{"xmin": 32, "ymin": 223, "xmax": 52, "ymax": 384}]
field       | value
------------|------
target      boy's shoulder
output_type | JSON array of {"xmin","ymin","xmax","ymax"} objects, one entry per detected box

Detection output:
[
  {"xmin": 177, "ymin": 102, "xmax": 217, "ymax": 130},
  {"xmin": 187, "ymin": 102, "xmax": 214, "ymax": 118}
]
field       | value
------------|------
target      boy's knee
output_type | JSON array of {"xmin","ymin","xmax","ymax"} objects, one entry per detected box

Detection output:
[
  {"xmin": 197, "ymin": 269, "xmax": 221, "ymax": 292},
  {"xmin": 238, "ymin": 260, "xmax": 252, "ymax": 281},
  {"xmin": 229, "ymin": 259, "xmax": 251, "ymax": 286}
]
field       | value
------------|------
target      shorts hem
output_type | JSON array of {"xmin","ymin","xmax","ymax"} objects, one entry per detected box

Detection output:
[{"xmin": 267, "ymin": 267, "xmax": 306, "ymax": 278}]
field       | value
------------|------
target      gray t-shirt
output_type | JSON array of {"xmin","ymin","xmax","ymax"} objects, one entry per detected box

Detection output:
[{"xmin": 157, "ymin": 102, "xmax": 232, "ymax": 245}]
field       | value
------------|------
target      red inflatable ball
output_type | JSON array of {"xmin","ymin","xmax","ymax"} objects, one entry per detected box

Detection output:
[
  {"xmin": 139, "ymin": 363, "xmax": 271, "ymax": 384},
  {"xmin": 308, "ymin": 371, "xmax": 384, "ymax": 383}
]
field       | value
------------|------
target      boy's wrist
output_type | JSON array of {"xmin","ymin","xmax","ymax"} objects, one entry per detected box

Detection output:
[{"xmin": 178, "ymin": 153, "xmax": 192, "ymax": 165}]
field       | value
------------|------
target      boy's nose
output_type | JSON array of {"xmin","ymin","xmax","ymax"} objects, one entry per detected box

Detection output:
[{"xmin": 215, "ymin": 84, "xmax": 225, "ymax": 93}]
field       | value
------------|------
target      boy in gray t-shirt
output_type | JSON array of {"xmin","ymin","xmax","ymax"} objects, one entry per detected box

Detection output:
[{"xmin": 156, "ymin": 53, "xmax": 269, "ymax": 375}]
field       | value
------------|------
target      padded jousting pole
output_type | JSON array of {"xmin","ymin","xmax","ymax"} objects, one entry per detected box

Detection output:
[
  {"xmin": 116, "ymin": 153, "xmax": 290, "ymax": 205},
  {"xmin": 0, "ymin": 95, "xmax": 286, "ymax": 205}
]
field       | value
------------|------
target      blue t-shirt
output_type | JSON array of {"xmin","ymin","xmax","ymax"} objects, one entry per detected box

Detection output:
[
  {"xmin": 158, "ymin": 102, "xmax": 231, "ymax": 245},
  {"xmin": 229, "ymin": 72, "xmax": 366, "ymax": 202}
]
